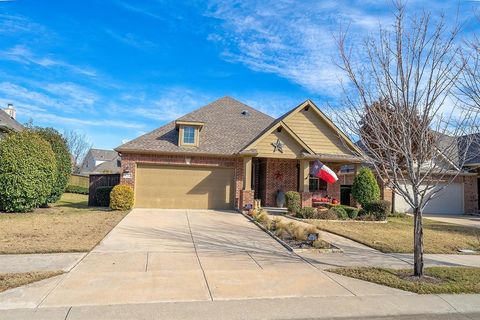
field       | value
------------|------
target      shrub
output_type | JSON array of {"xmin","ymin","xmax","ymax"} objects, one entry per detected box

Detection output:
[
  {"xmin": 252, "ymin": 209, "xmax": 270, "ymax": 224},
  {"xmin": 363, "ymin": 200, "xmax": 391, "ymax": 221},
  {"xmin": 292, "ymin": 224, "xmax": 317, "ymax": 241},
  {"xmin": 65, "ymin": 185, "xmax": 89, "ymax": 194},
  {"xmin": 0, "ymin": 131, "xmax": 56, "ymax": 212},
  {"xmin": 33, "ymin": 127, "xmax": 72, "ymax": 205},
  {"xmin": 329, "ymin": 206, "xmax": 348, "ymax": 220},
  {"xmin": 314, "ymin": 208, "xmax": 338, "ymax": 220},
  {"xmin": 285, "ymin": 191, "xmax": 301, "ymax": 215},
  {"xmin": 343, "ymin": 206, "xmax": 359, "ymax": 219},
  {"xmin": 299, "ymin": 206, "xmax": 316, "ymax": 219},
  {"xmin": 110, "ymin": 185, "xmax": 134, "ymax": 211},
  {"xmin": 352, "ymin": 167, "xmax": 380, "ymax": 207},
  {"xmin": 95, "ymin": 186, "xmax": 114, "ymax": 207}
]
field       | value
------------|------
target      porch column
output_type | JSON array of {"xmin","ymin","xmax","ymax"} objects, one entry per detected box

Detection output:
[
  {"xmin": 299, "ymin": 160, "xmax": 310, "ymax": 192},
  {"xmin": 240, "ymin": 157, "xmax": 254, "ymax": 210},
  {"xmin": 243, "ymin": 157, "xmax": 252, "ymax": 190},
  {"xmin": 299, "ymin": 160, "xmax": 312, "ymax": 208}
]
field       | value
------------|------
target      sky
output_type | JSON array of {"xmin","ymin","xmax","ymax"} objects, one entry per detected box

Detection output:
[{"xmin": 0, "ymin": 0, "xmax": 479, "ymax": 149}]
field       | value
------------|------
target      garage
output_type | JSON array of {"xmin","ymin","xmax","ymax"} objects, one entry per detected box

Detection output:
[
  {"xmin": 393, "ymin": 182, "xmax": 464, "ymax": 215},
  {"xmin": 135, "ymin": 164, "xmax": 235, "ymax": 209}
]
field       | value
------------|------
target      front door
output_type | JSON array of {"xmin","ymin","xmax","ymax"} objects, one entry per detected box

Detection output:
[{"xmin": 340, "ymin": 185, "xmax": 352, "ymax": 206}]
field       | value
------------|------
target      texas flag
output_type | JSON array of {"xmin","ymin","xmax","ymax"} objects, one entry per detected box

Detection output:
[{"xmin": 310, "ymin": 160, "xmax": 338, "ymax": 184}]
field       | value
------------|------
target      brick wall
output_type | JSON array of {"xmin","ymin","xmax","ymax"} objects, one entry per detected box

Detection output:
[
  {"xmin": 120, "ymin": 153, "xmax": 243, "ymax": 208},
  {"xmin": 263, "ymin": 158, "xmax": 298, "ymax": 207},
  {"xmin": 463, "ymin": 175, "xmax": 478, "ymax": 214}
]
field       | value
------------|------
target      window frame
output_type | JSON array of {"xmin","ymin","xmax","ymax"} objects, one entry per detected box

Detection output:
[
  {"xmin": 179, "ymin": 125, "xmax": 199, "ymax": 147},
  {"xmin": 309, "ymin": 176, "xmax": 327, "ymax": 191}
]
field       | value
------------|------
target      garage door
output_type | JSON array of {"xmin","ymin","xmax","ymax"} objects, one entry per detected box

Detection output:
[
  {"xmin": 135, "ymin": 164, "xmax": 234, "ymax": 209},
  {"xmin": 393, "ymin": 183, "xmax": 464, "ymax": 215}
]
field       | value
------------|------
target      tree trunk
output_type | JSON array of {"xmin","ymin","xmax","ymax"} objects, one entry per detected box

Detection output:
[{"xmin": 413, "ymin": 207, "xmax": 424, "ymax": 277}]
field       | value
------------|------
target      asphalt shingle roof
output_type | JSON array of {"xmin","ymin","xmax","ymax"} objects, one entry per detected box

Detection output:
[
  {"xmin": 0, "ymin": 109, "xmax": 23, "ymax": 132},
  {"xmin": 116, "ymin": 96, "xmax": 275, "ymax": 155}
]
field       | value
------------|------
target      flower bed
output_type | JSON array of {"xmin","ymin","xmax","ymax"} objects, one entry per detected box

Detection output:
[
  {"xmin": 291, "ymin": 202, "xmax": 390, "ymax": 222},
  {"xmin": 245, "ymin": 209, "xmax": 339, "ymax": 252}
]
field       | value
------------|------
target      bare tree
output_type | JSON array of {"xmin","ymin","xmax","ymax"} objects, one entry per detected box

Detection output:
[
  {"xmin": 63, "ymin": 129, "xmax": 92, "ymax": 172},
  {"xmin": 335, "ymin": 4, "xmax": 478, "ymax": 277},
  {"xmin": 458, "ymin": 17, "xmax": 480, "ymax": 110}
]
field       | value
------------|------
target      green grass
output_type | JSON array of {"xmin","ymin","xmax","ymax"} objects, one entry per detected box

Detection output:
[
  {"xmin": 329, "ymin": 267, "xmax": 480, "ymax": 294},
  {"xmin": 0, "ymin": 271, "xmax": 64, "ymax": 292},
  {"xmin": 309, "ymin": 216, "xmax": 480, "ymax": 254},
  {"xmin": 0, "ymin": 193, "xmax": 129, "ymax": 254}
]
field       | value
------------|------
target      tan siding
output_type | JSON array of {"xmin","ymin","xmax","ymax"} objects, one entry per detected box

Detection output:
[
  {"xmin": 254, "ymin": 129, "xmax": 303, "ymax": 159},
  {"xmin": 284, "ymin": 108, "xmax": 353, "ymax": 154}
]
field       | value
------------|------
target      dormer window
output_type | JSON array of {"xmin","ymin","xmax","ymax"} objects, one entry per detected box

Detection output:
[
  {"xmin": 175, "ymin": 120, "xmax": 204, "ymax": 147},
  {"xmin": 183, "ymin": 126, "xmax": 195, "ymax": 145}
]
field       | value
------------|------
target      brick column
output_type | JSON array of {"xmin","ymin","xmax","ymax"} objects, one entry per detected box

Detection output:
[
  {"xmin": 301, "ymin": 192, "xmax": 313, "ymax": 208},
  {"xmin": 240, "ymin": 190, "xmax": 254, "ymax": 210}
]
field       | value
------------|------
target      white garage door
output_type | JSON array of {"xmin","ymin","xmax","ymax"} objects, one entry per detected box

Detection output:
[{"xmin": 393, "ymin": 183, "xmax": 464, "ymax": 215}]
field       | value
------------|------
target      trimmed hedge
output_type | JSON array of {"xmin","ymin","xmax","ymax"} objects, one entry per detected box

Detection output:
[
  {"xmin": 0, "ymin": 131, "xmax": 56, "ymax": 212},
  {"xmin": 363, "ymin": 200, "xmax": 391, "ymax": 221},
  {"xmin": 65, "ymin": 185, "xmax": 88, "ymax": 195},
  {"xmin": 95, "ymin": 186, "xmax": 113, "ymax": 207},
  {"xmin": 352, "ymin": 167, "xmax": 380, "ymax": 206},
  {"xmin": 33, "ymin": 127, "xmax": 72, "ymax": 205},
  {"xmin": 329, "ymin": 206, "xmax": 348, "ymax": 220},
  {"xmin": 343, "ymin": 206, "xmax": 360, "ymax": 219},
  {"xmin": 110, "ymin": 185, "xmax": 134, "ymax": 211},
  {"xmin": 298, "ymin": 206, "xmax": 316, "ymax": 219},
  {"xmin": 285, "ymin": 191, "xmax": 301, "ymax": 215}
]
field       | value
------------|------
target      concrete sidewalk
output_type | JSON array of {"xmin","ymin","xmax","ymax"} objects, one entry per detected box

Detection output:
[
  {"xmin": 0, "ymin": 253, "xmax": 86, "ymax": 273},
  {"xmin": 1, "ymin": 294, "xmax": 480, "ymax": 320}
]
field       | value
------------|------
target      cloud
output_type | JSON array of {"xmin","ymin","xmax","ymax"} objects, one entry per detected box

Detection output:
[
  {"xmin": 0, "ymin": 45, "xmax": 97, "ymax": 76},
  {"xmin": 0, "ymin": 13, "xmax": 47, "ymax": 35},
  {"xmin": 105, "ymin": 29, "xmax": 157, "ymax": 50},
  {"xmin": 0, "ymin": 82, "xmax": 99, "ymax": 113},
  {"xmin": 204, "ymin": 0, "xmax": 467, "ymax": 96},
  {"xmin": 18, "ymin": 109, "xmax": 144, "ymax": 129},
  {"xmin": 117, "ymin": 87, "xmax": 215, "ymax": 122}
]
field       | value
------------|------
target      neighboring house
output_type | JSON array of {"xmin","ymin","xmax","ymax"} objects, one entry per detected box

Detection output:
[
  {"xmin": 339, "ymin": 133, "xmax": 480, "ymax": 215},
  {"xmin": 116, "ymin": 96, "xmax": 365, "ymax": 210},
  {"xmin": 79, "ymin": 149, "xmax": 122, "ymax": 175},
  {"xmin": 0, "ymin": 104, "xmax": 23, "ymax": 138}
]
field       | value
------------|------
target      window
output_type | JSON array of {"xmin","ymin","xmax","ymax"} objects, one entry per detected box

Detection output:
[
  {"xmin": 117, "ymin": 160, "xmax": 121, "ymax": 167},
  {"xmin": 309, "ymin": 177, "xmax": 327, "ymax": 191},
  {"xmin": 183, "ymin": 126, "xmax": 195, "ymax": 145}
]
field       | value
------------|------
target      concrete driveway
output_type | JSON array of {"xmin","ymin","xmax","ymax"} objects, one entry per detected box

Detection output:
[
  {"xmin": 1, "ymin": 209, "xmax": 410, "ymax": 309},
  {"xmin": 423, "ymin": 214, "xmax": 480, "ymax": 229}
]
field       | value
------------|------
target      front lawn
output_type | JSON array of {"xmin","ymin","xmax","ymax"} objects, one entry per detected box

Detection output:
[
  {"xmin": 329, "ymin": 267, "xmax": 480, "ymax": 294},
  {"xmin": 0, "ymin": 271, "xmax": 63, "ymax": 292},
  {"xmin": 0, "ymin": 193, "xmax": 129, "ymax": 254},
  {"xmin": 310, "ymin": 216, "xmax": 480, "ymax": 254}
]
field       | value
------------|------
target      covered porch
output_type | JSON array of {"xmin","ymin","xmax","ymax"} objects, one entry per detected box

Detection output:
[{"xmin": 238, "ymin": 153, "xmax": 363, "ymax": 209}]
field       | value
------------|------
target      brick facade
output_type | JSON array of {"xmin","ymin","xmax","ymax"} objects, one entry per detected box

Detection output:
[
  {"xmin": 463, "ymin": 175, "xmax": 478, "ymax": 214},
  {"xmin": 262, "ymin": 158, "xmax": 298, "ymax": 207},
  {"xmin": 301, "ymin": 192, "xmax": 312, "ymax": 208},
  {"xmin": 239, "ymin": 190, "xmax": 254, "ymax": 210}
]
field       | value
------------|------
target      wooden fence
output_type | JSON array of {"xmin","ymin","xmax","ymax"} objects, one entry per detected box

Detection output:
[
  {"xmin": 68, "ymin": 174, "xmax": 89, "ymax": 188},
  {"xmin": 88, "ymin": 174, "xmax": 120, "ymax": 206}
]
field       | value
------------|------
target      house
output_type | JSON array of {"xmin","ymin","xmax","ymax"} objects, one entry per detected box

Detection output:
[
  {"xmin": 115, "ymin": 96, "xmax": 365, "ymax": 210},
  {"xmin": 79, "ymin": 148, "xmax": 122, "ymax": 175},
  {"xmin": 0, "ymin": 104, "xmax": 23, "ymax": 138},
  {"xmin": 338, "ymin": 133, "xmax": 480, "ymax": 215}
]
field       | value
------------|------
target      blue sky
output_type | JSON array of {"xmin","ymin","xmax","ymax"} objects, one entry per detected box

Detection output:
[{"xmin": 0, "ymin": 0, "xmax": 479, "ymax": 149}]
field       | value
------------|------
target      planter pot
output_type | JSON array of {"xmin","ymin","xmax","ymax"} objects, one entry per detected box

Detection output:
[{"xmin": 276, "ymin": 190, "xmax": 285, "ymax": 208}]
